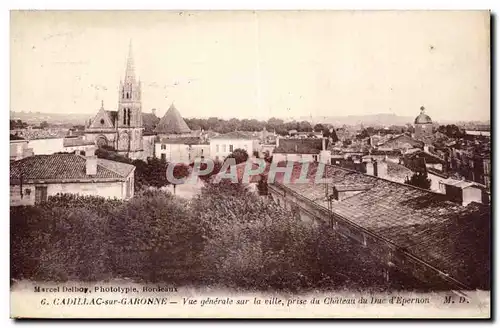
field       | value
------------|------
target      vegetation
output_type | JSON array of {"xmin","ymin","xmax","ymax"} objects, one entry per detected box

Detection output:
[
  {"xmin": 11, "ymin": 184, "xmax": 428, "ymax": 292},
  {"xmin": 95, "ymin": 147, "xmax": 190, "ymax": 190},
  {"xmin": 10, "ymin": 119, "xmax": 29, "ymax": 130},
  {"xmin": 227, "ymin": 148, "xmax": 249, "ymax": 164},
  {"xmin": 405, "ymin": 171, "xmax": 432, "ymax": 190},
  {"xmin": 185, "ymin": 117, "xmax": 316, "ymax": 136},
  {"xmin": 437, "ymin": 124, "xmax": 466, "ymax": 139}
]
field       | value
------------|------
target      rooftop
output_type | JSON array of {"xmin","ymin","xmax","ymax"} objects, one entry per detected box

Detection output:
[
  {"xmin": 271, "ymin": 162, "xmax": 490, "ymax": 289},
  {"xmin": 10, "ymin": 154, "xmax": 135, "ymax": 184},
  {"xmin": 274, "ymin": 138, "xmax": 326, "ymax": 154},
  {"xmin": 154, "ymin": 103, "xmax": 191, "ymax": 134},
  {"xmin": 158, "ymin": 137, "xmax": 207, "ymax": 145}
]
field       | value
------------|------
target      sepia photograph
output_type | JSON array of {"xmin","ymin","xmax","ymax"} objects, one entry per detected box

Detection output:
[{"xmin": 9, "ymin": 9, "xmax": 491, "ymax": 319}]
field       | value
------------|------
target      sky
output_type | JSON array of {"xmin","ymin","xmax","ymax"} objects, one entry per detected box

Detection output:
[{"xmin": 10, "ymin": 10, "xmax": 490, "ymax": 121}]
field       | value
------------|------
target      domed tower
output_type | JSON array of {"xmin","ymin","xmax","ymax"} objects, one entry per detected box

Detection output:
[{"xmin": 414, "ymin": 106, "xmax": 433, "ymax": 140}]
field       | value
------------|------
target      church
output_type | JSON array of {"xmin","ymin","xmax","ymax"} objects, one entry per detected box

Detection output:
[{"xmin": 85, "ymin": 43, "xmax": 158, "ymax": 160}]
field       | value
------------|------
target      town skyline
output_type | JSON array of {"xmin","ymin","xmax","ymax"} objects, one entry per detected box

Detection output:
[{"xmin": 11, "ymin": 11, "xmax": 490, "ymax": 122}]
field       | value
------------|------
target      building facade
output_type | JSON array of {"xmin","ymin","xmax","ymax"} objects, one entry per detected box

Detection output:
[{"xmin": 209, "ymin": 131, "xmax": 261, "ymax": 162}]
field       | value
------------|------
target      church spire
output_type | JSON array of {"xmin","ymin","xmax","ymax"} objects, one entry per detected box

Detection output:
[{"xmin": 124, "ymin": 40, "xmax": 136, "ymax": 83}]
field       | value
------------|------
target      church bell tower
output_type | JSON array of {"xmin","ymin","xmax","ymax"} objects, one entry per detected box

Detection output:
[{"xmin": 117, "ymin": 41, "xmax": 143, "ymax": 159}]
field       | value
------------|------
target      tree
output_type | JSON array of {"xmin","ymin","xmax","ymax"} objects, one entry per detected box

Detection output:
[
  {"xmin": 357, "ymin": 129, "xmax": 370, "ymax": 140},
  {"xmin": 40, "ymin": 121, "xmax": 49, "ymax": 129},
  {"xmin": 438, "ymin": 124, "xmax": 465, "ymax": 139},
  {"xmin": 313, "ymin": 123, "xmax": 324, "ymax": 132},
  {"xmin": 405, "ymin": 172, "xmax": 431, "ymax": 190},
  {"xmin": 228, "ymin": 148, "xmax": 249, "ymax": 164}
]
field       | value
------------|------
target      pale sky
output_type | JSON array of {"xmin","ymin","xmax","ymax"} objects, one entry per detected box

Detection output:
[{"xmin": 10, "ymin": 10, "xmax": 490, "ymax": 121}]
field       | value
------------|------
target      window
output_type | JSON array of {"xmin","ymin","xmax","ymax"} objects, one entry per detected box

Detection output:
[
  {"xmin": 216, "ymin": 145, "xmax": 219, "ymax": 153},
  {"xmin": 243, "ymin": 144, "xmax": 248, "ymax": 150},
  {"xmin": 123, "ymin": 108, "xmax": 127, "ymax": 125},
  {"xmin": 100, "ymin": 118, "xmax": 105, "ymax": 125},
  {"xmin": 161, "ymin": 154, "xmax": 166, "ymax": 162},
  {"xmin": 161, "ymin": 144, "xmax": 166, "ymax": 150},
  {"xmin": 222, "ymin": 145, "xmax": 227, "ymax": 153},
  {"xmin": 229, "ymin": 144, "xmax": 234, "ymax": 152},
  {"xmin": 313, "ymin": 155, "xmax": 318, "ymax": 162}
]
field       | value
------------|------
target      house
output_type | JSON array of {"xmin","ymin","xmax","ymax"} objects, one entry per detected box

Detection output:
[
  {"xmin": 156, "ymin": 137, "xmax": 209, "ymax": 164},
  {"xmin": 273, "ymin": 137, "xmax": 331, "ymax": 163},
  {"xmin": 10, "ymin": 135, "xmax": 33, "ymax": 161},
  {"xmin": 10, "ymin": 148, "xmax": 135, "ymax": 206},
  {"xmin": 209, "ymin": 131, "xmax": 261, "ymax": 162},
  {"xmin": 63, "ymin": 136, "xmax": 96, "ymax": 154},
  {"xmin": 377, "ymin": 134, "xmax": 424, "ymax": 152},
  {"xmin": 28, "ymin": 136, "xmax": 65, "ymax": 155},
  {"xmin": 267, "ymin": 161, "xmax": 490, "ymax": 290}
]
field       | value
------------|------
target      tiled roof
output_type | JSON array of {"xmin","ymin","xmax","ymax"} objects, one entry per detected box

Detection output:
[
  {"xmin": 386, "ymin": 161, "xmax": 413, "ymax": 183},
  {"xmin": 379, "ymin": 134, "xmax": 424, "ymax": 149},
  {"xmin": 10, "ymin": 154, "xmax": 134, "ymax": 183},
  {"xmin": 17, "ymin": 129, "xmax": 68, "ymax": 140},
  {"xmin": 272, "ymin": 162, "xmax": 490, "ymax": 289},
  {"xmin": 274, "ymin": 138, "xmax": 326, "ymax": 154},
  {"xmin": 154, "ymin": 104, "xmax": 191, "ymax": 134},
  {"xmin": 211, "ymin": 131, "xmax": 258, "ymax": 140}
]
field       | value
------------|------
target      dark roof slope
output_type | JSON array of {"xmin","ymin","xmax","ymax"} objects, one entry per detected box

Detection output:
[{"xmin": 154, "ymin": 104, "xmax": 191, "ymax": 134}]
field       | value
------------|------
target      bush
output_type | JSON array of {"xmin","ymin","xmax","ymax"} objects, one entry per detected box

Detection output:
[{"xmin": 11, "ymin": 186, "xmax": 423, "ymax": 292}]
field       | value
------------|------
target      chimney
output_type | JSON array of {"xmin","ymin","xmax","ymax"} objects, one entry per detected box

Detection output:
[
  {"xmin": 375, "ymin": 160, "xmax": 388, "ymax": 179},
  {"xmin": 322, "ymin": 137, "xmax": 326, "ymax": 151},
  {"xmin": 366, "ymin": 161, "xmax": 374, "ymax": 176},
  {"xmin": 85, "ymin": 147, "xmax": 97, "ymax": 176}
]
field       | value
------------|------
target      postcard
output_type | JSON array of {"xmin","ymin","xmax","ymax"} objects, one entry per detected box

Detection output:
[{"xmin": 10, "ymin": 10, "xmax": 491, "ymax": 319}]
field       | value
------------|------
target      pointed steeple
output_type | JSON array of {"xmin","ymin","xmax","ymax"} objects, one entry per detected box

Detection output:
[{"xmin": 124, "ymin": 40, "xmax": 136, "ymax": 83}]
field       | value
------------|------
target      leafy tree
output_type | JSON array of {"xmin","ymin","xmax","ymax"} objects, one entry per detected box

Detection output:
[
  {"xmin": 228, "ymin": 148, "xmax": 249, "ymax": 164},
  {"xmin": 405, "ymin": 172, "xmax": 432, "ymax": 190},
  {"xmin": 438, "ymin": 124, "xmax": 465, "ymax": 139},
  {"xmin": 40, "ymin": 121, "xmax": 49, "ymax": 129},
  {"xmin": 313, "ymin": 123, "xmax": 325, "ymax": 132}
]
